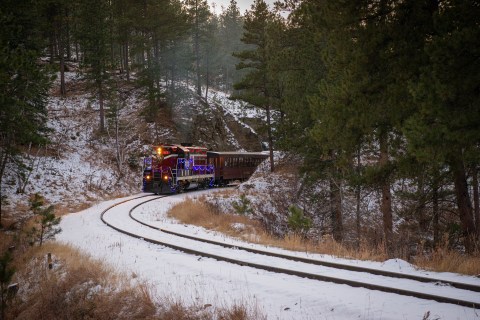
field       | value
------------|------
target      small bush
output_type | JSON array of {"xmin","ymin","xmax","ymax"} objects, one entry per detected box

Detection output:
[
  {"xmin": 232, "ymin": 194, "xmax": 253, "ymax": 215},
  {"xmin": 28, "ymin": 193, "xmax": 61, "ymax": 246},
  {"xmin": 287, "ymin": 205, "xmax": 312, "ymax": 235},
  {"xmin": 0, "ymin": 251, "xmax": 15, "ymax": 320}
]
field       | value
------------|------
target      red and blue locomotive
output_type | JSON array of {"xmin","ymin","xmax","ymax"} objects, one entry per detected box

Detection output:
[
  {"xmin": 142, "ymin": 143, "xmax": 268, "ymax": 194},
  {"xmin": 142, "ymin": 144, "xmax": 214, "ymax": 194}
]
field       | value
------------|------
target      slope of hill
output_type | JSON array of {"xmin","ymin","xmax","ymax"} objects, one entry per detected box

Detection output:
[{"xmin": 2, "ymin": 68, "xmax": 264, "ymax": 222}]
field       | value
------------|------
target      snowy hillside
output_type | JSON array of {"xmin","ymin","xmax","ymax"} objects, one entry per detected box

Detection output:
[{"xmin": 2, "ymin": 70, "xmax": 265, "ymax": 218}]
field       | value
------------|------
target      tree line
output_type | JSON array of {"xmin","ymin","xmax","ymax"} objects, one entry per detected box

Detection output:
[
  {"xmin": 0, "ymin": 0, "xmax": 246, "ymax": 225},
  {"xmin": 234, "ymin": 0, "xmax": 479, "ymax": 256},
  {"xmin": 1, "ymin": 0, "xmax": 479, "ymax": 258}
]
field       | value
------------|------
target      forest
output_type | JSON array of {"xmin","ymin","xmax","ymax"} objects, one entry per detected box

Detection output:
[{"xmin": 1, "ymin": 0, "xmax": 479, "ymax": 262}]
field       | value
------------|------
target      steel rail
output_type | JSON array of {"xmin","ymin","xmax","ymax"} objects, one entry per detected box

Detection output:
[
  {"xmin": 101, "ymin": 195, "xmax": 480, "ymax": 309},
  {"xmin": 128, "ymin": 198, "xmax": 480, "ymax": 294}
]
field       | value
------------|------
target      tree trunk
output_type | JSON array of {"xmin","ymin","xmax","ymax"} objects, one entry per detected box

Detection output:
[
  {"xmin": 473, "ymin": 167, "xmax": 479, "ymax": 240},
  {"xmin": 356, "ymin": 149, "xmax": 361, "ymax": 247},
  {"xmin": 195, "ymin": 0, "xmax": 201, "ymax": 96},
  {"xmin": 59, "ymin": 28, "xmax": 66, "ymax": 96},
  {"xmin": 154, "ymin": 38, "xmax": 160, "ymax": 91},
  {"xmin": 98, "ymin": 82, "xmax": 105, "ymax": 132},
  {"xmin": 75, "ymin": 41, "xmax": 79, "ymax": 62},
  {"xmin": 330, "ymin": 178, "xmax": 343, "ymax": 242},
  {"xmin": 53, "ymin": 31, "xmax": 58, "ymax": 58},
  {"xmin": 451, "ymin": 156, "xmax": 476, "ymax": 253},
  {"xmin": 417, "ymin": 174, "xmax": 427, "ymax": 232},
  {"xmin": 66, "ymin": 9, "xmax": 71, "ymax": 60},
  {"xmin": 266, "ymin": 104, "xmax": 274, "ymax": 172},
  {"xmin": 115, "ymin": 109, "xmax": 122, "ymax": 175},
  {"xmin": 125, "ymin": 42, "xmax": 130, "ymax": 82},
  {"xmin": 379, "ymin": 132, "xmax": 393, "ymax": 256},
  {"xmin": 49, "ymin": 35, "xmax": 55, "ymax": 63},
  {"xmin": 433, "ymin": 182, "xmax": 439, "ymax": 247},
  {"xmin": 0, "ymin": 152, "xmax": 9, "ymax": 227},
  {"xmin": 205, "ymin": 53, "xmax": 210, "ymax": 100}
]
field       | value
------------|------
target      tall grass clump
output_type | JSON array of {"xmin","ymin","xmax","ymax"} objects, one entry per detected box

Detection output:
[
  {"xmin": 413, "ymin": 238, "xmax": 480, "ymax": 275},
  {"xmin": 168, "ymin": 197, "xmax": 388, "ymax": 260},
  {"xmin": 167, "ymin": 197, "xmax": 263, "ymax": 240},
  {"xmin": 9, "ymin": 243, "xmax": 157, "ymax": 320},
  {"xmin": 4, "ymin": 242, "xmax": 264, "ymax": 320},
  {"xmin": 168, "ymin": 197, "xmax": 480, "ymax": 275}
]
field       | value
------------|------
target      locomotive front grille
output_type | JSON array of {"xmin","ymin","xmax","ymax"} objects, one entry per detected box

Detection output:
[{"xmin": 153, "ymin": 172, "xmax": 162, "ymax": 181}]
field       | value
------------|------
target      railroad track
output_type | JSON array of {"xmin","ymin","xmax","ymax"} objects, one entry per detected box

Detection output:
[{"xmin": 101, "ymin": 193, "xmax": 480, "ymax": 309}]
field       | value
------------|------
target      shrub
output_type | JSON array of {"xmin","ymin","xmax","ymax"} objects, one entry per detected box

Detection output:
[
  {"xmin": 287, "ymin": 205, "xmax": 312, "ymax": 235},
  {"xmin": 28, "ymin": 193, "xmax": 61, "ymax": 246},
  {"xmin": 0, "ymin": 251, "xmax": 15, "ymax": 320},
  {"xmin": 232, "ymin": 194, "xmax": 253, "ymax": 215}
]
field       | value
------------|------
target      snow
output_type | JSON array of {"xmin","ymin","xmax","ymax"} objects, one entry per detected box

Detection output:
[
  {"xmin": 10, "ymin": 69, "xmax": 477, "ymax": 319},
  {"xmin": 3, "ymin": 71, "xmax": 143, "ymax": 212},
  {"xmin": 57, "ymin": 190, "xmax": 480, "ymax": 320},
  {"xmin": 206, "ymin": 89, "xmax": 263, "ymax": 135}
]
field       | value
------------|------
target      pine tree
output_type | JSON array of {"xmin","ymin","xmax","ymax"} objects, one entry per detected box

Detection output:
[
  {"xmin": 0, "ymin": 251, "xmax": 15, "ymax": 320},
  {"xmin": 304, "ymin": 0, "xmax": 437, "ymax": 254},
  {"xmin": 218, "ymin": 0, "xmax": 244, "ymax": 90},
  {"xmin": 404, "ymin": 0, "xmax": 480, "ymax": 252},
  {"xmin": 233, "ymin": 0, "xmax": 276, "ymax": 172},
  {"xmin": 75, "ymin": 0, "xmax": 111, "ymax": 133},
  {"xmin": 0, "ymin": 0, "xmax": 52, "ymax": 226},
  {"xmin": 184, "ymin": 0, "xmax": 212, "ymax": 96},
  {"xmin": 28, "ymin": 193, "xmax": 61, "ymax": 246},
  {"xmin": 39, "ymin": 0, "xmax": 73, "ymax": 96},
  {"xmin": 112, "ymin": 0, "xmax": 137, "ymax": 82}
]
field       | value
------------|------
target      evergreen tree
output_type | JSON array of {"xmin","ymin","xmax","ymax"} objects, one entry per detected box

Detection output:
[
  {"xmin": 0, "ymin": 251, "xmax": 15, "ymax": 320},
  {"xmin": 218, "ymin": 0, "xmax": 244, "ymax": 91},
  {"xmin": 203, "ymin": 13, "xmax": 221, "ymax": 99},
  {"xmin": 28, "ymin": 193, "xmax": 61, "ymax": 246},
  {"xmin": 112, "ymin": 0, "xmax": 137, "ymax": 82},
  {"xmin": 184, "ymin": 0, "xmax": 212, "ymax": 96},
  {"xmin": 0, "ymin": 0, "xmax": 52, "ymax": 226},
  {"xmin": 404, "ymin": 0, "xmax": 480, "ymax": 252},
  {"xmin": 136, "ymin": 0, "xmax": 189, "ymax": 119},
  {"xmin": 233, "ymin": 0, "xmax": 276, "ymax": 172},
  {"xmin": 76, "ymin": 0, "xmax": 111, "ymax": 133},
  {"xmin": 39, "ymin": 0, "xmax": 73, "ymax": 96}
]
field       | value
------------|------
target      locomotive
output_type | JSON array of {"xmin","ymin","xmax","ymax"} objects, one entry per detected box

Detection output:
[{"xmin": 142, "ymin": 143, "xmax": 268, "ymax": 194}]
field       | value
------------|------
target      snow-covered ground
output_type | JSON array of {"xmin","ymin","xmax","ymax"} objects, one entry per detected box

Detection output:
[
  {"xmin": 3, "ymin": 71, "xmax": 145, "ymax": 212},
  {"xmin": 57, "ymin": 190, "xmax": 480, "ymax": 320}
]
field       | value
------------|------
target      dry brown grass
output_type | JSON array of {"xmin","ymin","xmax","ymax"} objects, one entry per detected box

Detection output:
[
  {"xmin": 168, "ymin": 198, "xmax": 480, "ymax": 275},
  {"xmin": 156, "ymin": 299, "xmax": 265, "ymax": 320},
  {"xmin": 168, "ymin": 198, "xmax": 387, "ymax": 261},
  {"xmin": 10, "ymin": 243, "xmax": 157, "ymax": 320},
  {"xmin": 168, "ymin": 197, "xmax": 265, "ymax": 242},
  {"xmin": 0, "ymin": 232, "xmax": 14, "ymax": 252},
  {"xmin": 414, "ymin": 239, "xmax": 480, "ymax": 276},
  {"xmin": 4, "ymin": 242, "xmax": 263, "ymax": 320}
]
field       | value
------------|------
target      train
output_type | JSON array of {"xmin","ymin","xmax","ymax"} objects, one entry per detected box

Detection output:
[{"xmin": 142, "ymin": 143, "xmax": 268, "ymax": 194}]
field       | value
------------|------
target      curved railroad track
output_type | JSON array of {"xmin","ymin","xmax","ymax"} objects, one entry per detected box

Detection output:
[{"xmin": 101, "ymin": 193, "xmax": 480, "ymax": 309}]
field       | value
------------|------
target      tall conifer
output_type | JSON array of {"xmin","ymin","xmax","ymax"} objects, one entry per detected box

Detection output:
[
  {"xmin": 233, "ymin": 0, "xmax": 276, "ymax": 172},
  {"xmin": 0, "ymin": 0, "xmax": 51, "ymax": 225},
  {"xmin": 405, "ymin": 0, "xmax": 480, "ymax": 252}
]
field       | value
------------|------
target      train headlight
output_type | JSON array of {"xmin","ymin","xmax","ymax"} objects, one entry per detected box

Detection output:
[
  {"xmin": 146, "ymin": 175, "xmax": 151, "ymax": 180},
  {"xmin": 163, "ymin": 175, "xmax": 168, "ymax": 181}
]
